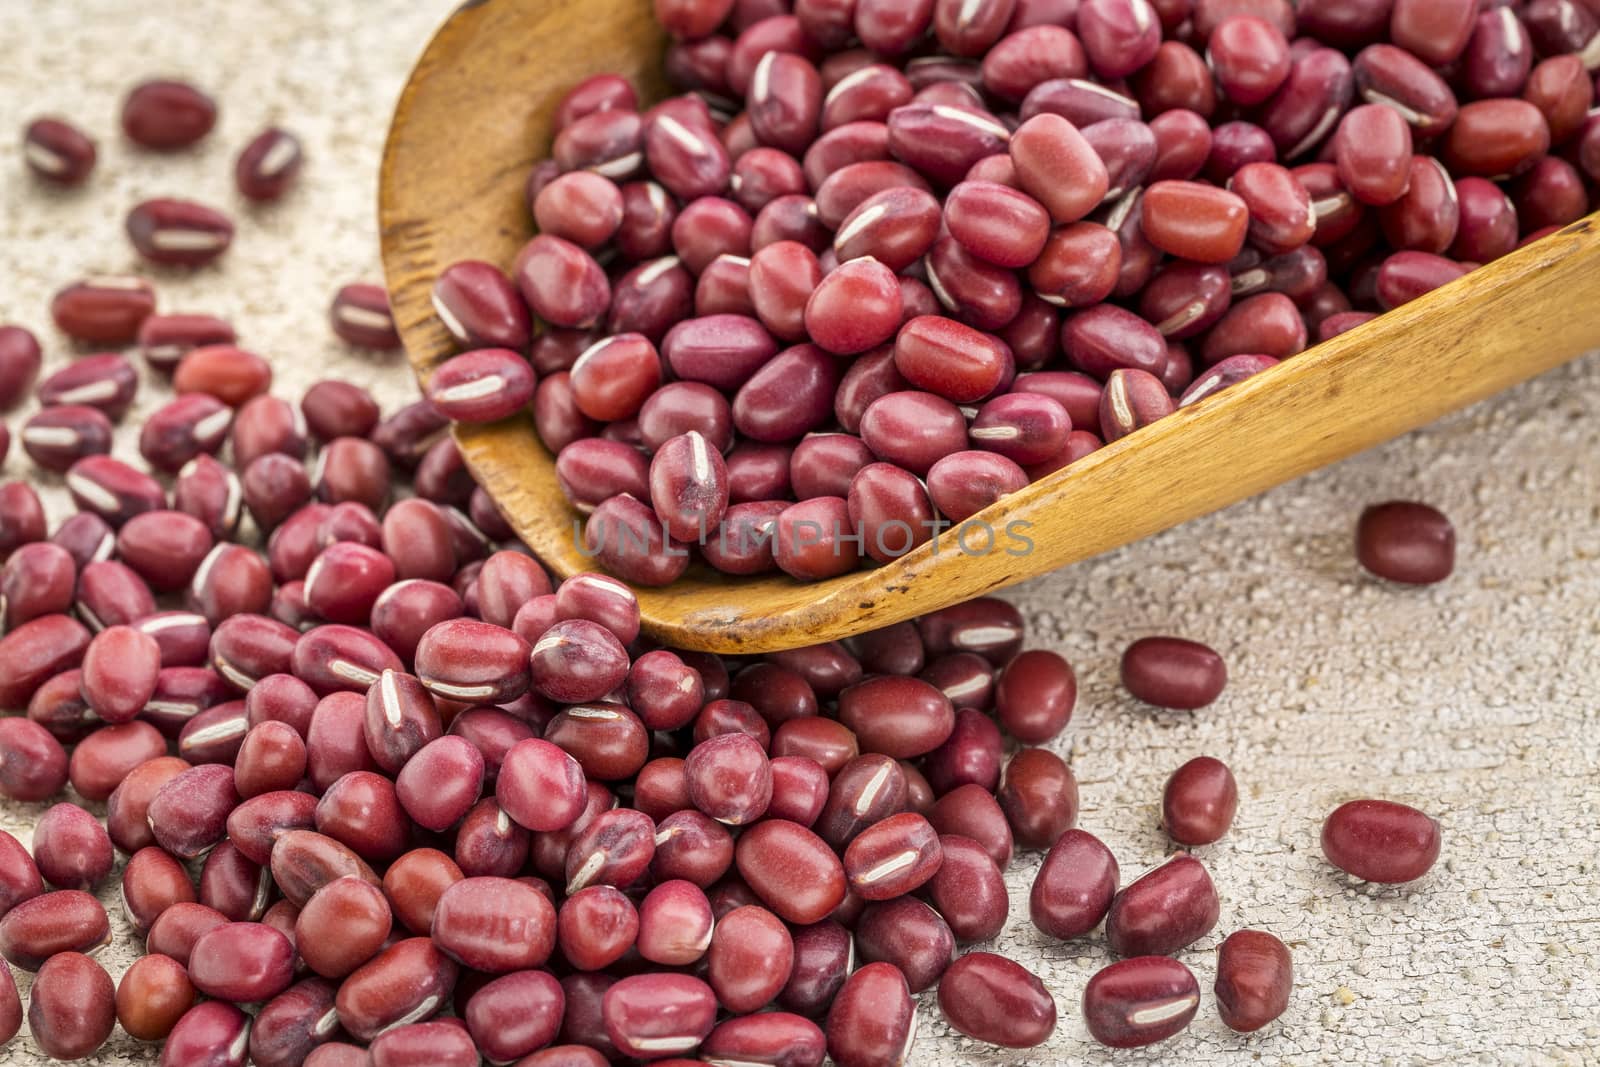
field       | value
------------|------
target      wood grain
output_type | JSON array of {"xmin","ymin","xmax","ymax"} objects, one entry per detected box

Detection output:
[{"xmin": 380, "ymin": 0, "xmax": 1600, "ymax": 654}]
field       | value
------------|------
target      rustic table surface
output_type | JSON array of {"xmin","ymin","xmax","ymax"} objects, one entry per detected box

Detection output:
[{"xmin": 2, "ymin": 2, "xmax": 1597, "ymax": 1064}]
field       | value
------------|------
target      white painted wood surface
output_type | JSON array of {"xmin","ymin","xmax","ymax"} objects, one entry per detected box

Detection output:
[{"xmin": 0, "ymin": 2, "xmax": 1595, "ymax": 1063}]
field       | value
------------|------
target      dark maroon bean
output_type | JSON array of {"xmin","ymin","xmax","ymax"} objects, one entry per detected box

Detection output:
[
  {"xmin": 824, "ymin": 961, "xmax": 916, "ymax": 1067},
  {"xmin": 29, "ymin": 952, "xmax": 115, "ymax": 1059},
  {"xmin": 1121, "ymin": 636, "xmax": 1227, "ymax": 709},
  {"xmin": 432, "ymin": 875, "xmax": 557, "ymax": 973},
  {"xmin": 75, "ymin": 562, "xmax": 153, "ymax": 637},
  {"xmin": 0, "ymin": 325, "xmax": 41, "ymax": 410},
  {"xmin": 601, "ymin": 973, "xmax": 718, "ymax": 1059},
  {"xmin": 175, "ymin": 454, "xmax": 244, "ymax": 540},
  {"xmin": 23, "ymin": 116, "xmax": 97, "ymax": 183},
  {"xmin": 931, "ymin": 777, "xmax": 1013, "ymax": 864},
  {"xmin": 20, "ymin": 404, "xmax": 112, "ymax": 471},
  {"xmin": 115, "ymin": 511, "xmax": 214, "ymax": 595},
  {"xmin": 230, "ymin": 126, "xmax": 304, "ymax": 202},
  {"xmin": 1105, "ymin": 852, "xmax": 1219, "ymax": 956},
  {"xmin": 1, "ymin": 542, "xmax": 75, "ymax": 629},
  {"xmin": 842, "ymin": 811, "xmax": 942, "ymax": 900},
  {"xmin": 0, "ymin": 481, "xmax": 46, "ymax": 561},
  {"xmin": 0, "ymin": 715, "xmax": 69, "ymax": 799},
  {"xmin": 996, "ymin": 748, "xmax": 1077, "ymax": 850},
  {"xmin": 1322, "ymin": 798, "xmax": 1441, "ymax": 883},
  {"xmin": 121, "ymin": 845, "xmax": 197, "ymax": 935},
  {"xmin": 36, "ymin": 802, "xmax": 114, "ymax": 891},
  {"xmin": 1083, "ymin": 955, "xmax": 1200, "ymax": 1048},
  {"xmin": 39, "ymin": 354, "xmax": 138, "ymax": 423},
  {"xmin": 316, "ymin": 770, "xmax": 409, "ymax": 861},
  {"xmin": 925, "ymin": 832, "xmax": 1006, "ymax": 942},
  {"xmin": 565, "ymin": 807, "xmax": 656, "ymax": 893},
  {"xmin": 125, "ymin": 197, "xmax": 234, "ymax": 267},
  {"xmin": 735, "ymin": 819, "xmax": 846, "ymax": 925},
  {"xmin": 1211, "ymin": 928, "xmax": 1294, "ymax": 1033},
  {"xmin": 106, "ymin": 755, "xmax": 190, "ymax": 852},
  {"xmin": 1355, "ymin": 500, "xmax": 1454, "ymax": 584},
  {"xmin": 0, "ymin": 831, "xmax": 41, "ymax": 919},
  {"xmin": 122, "ymin": 78, "xmax": 215, "ymax": 148},
  {"xmin": 939, "ymin": 952, "xmax": 1056, "ymax": 1048},
  {"xmin": 248, "ymin": 978, "xmax": 340, "ymax": 1067},
  {"xmin": 1163, "ymin": 755, "xmax": 1238, "ymax": 845},
  {"xmin": 705, "ymin": 904, "xmax": 793, "ymax": 1014},
  {"xmin": 981, "ymin": 650, "xmax": 1074, "ymax": 748},
  {"xmin": 462, "ymin": 970, "xmax": 565, "ymax": 1064},
  {"xmin": 777, "ymin": 920, "xmax": 851, "ymax": 1018},
  {"xmin": 922, "ymin": 710, "xmax": 1001, "ymax": 799},
  {"xmin": 188, "ymin": 920, "xmax": 295, "ymax": 1002},
  {"xmin": 856, "ymin": 898, "xmax": 952, "ymax": 994},
  {"xmin": 1031, "ymin": 826, "xmax": 1119, "ymax": 940},
  {"xmin": 233, "ymin": 395, "xmax": 309, "ymax": 471},
  {"xmin": 838, "ymin": 674, "xmax": 955, "ymax": 759},
  {"xmin": 0, "ymin": 889, "xmax": 109, "ymax": 969},
  {"xmin": 148, "ymin": 762, "xmax": 238, "ymax": 858},
  {"xmin": 50, "ymin": 275, "xmax": 156, "ymax": 345},
  {"xmin": 335, "ymin": 937, "xmax": 460, "ymax": 1041},
  {"xmin": 135, "ymin": 313, "xmax": 235, "ymax": 376},
  {"xmin": 328, "ymin": 282, "xmax": 400, "ymax": 349}
]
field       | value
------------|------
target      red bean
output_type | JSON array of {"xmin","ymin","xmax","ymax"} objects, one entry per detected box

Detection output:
[
  {"xmin": 116, "ymin": 953, "xmax": 196, "ymax": 1042},
  {"xmin": 1355, "ymin": 500, "xmax": 1454, "ymax": 584},
  {"xmin": 1163, "ymin": 755, "xmax": 1238, "ymax": 845},
  {"xmin": 601, "ymin": 972, "xmax": 718, "ymax": 1059},
  {"xmin": 1322, "ymin": 798, "xmax": 1441, "ymax": 883},
  {"xmin": 1215, "ymin": 928, "xmax": 1293, "ymax": 1032},
  {"xmin": 41, "ymin": 354, "xmax": 139, "ymax": 422},
  {"xmin": 1121, "ymin": 635, "xmax": 1227, "ymax": 709},
  {"xmin": 29, "ymin": 951, "xmax": 115, "ymax": 1059},
  {"xmin": 1010, "ymin": 113, "xmax": 1109, "ymax": 223},
  {"xmin": 1105, "ymin": 852, "xmax": 1219, "ymax": 956},
  {"xmin": 938, "ymin": 951, "xmax": 1057, "ymax": 1048},
  {"xmin": 334, "ymin": 937, "xmax": 459, "ymax": 1041},
  {"xmin": 1083, "ymin": 955, "xmax": 1200, "ymax": 1048},
  {"xmin": 23, "ymin": 116, "xmax": 97, "ymax": 184},
  {"xmin": 126, "ymin": 197, "xmax": 234, "ymax": 267},
  {"xmin": 824, "ymin": 961, "xmax": 916, "ymax": 1066},
  {"xmin": 122, "ymin": 78, "xmax": 215, "ymax": 149}
]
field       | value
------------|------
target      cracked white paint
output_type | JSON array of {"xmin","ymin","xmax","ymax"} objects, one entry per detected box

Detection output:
[{"xmin": 1, "ymin": 2, "xmax": 1597, "ymax": 1064}]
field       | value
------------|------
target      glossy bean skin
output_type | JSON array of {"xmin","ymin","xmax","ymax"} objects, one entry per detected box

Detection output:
[
  {"xmin": 1031, "ymin": 828, "xmax": 1119, "ymax": 939},
  {"xmin": 1105, "ymin": 853, "xmax": 1220, "ymax": 956},
  {"xmin": 602, "ymin": 973, "xmax": 719, "ymax": 1059},
  {"xmin": 1083, "ymin": 955, "xmax": 1200, "ymax": 1048},
  {"xmin": 1215, "ymin": 928, "xmax": 1293, "ymax": 1032},
  {"xmin": 824, "ymin": 961, "xmax": 916, "ymax": 1067},
  {"xmin": 1121, "ymin": 636, "xmax": 1227, "ymax": 709},
  {"xmin": 0, "ymin": 889, "xmax": 110, "ymax": 970},
  {"xmin": 116, "ymin": 952, "xmax": 196, "ymax": 1041},
  {"xmin": 927, "ymin": 833, "xmax": 1008, "ymax": 941},
  {"xmin": 335, "ymin": 937, "xmax": 460, "ymax": 1042},
  {"xmin": 1321, "ymin": 799, "xmax": 1441, "ymax": 883},
  {"xmin": 1162, "ymin": 756, "xmax": 1238, "ymax": 845},
  {"xmin": 999, "ymin": 747, "xmax": 1079, "ymax": 848},
  {"xmin": 938, "ymin": 952, "xmax": 1057, "ymax": 1048},
  {"xmin": 1355, "ymin": 501, "xmax": 1454, "ymax": 584},
  {"xmin": 29, "ymin": 952, "xmax": 116, "ymax": 1060},
  {"xmin": 736, "ymin": 820, "xmax": 847, "ymax": 924}
]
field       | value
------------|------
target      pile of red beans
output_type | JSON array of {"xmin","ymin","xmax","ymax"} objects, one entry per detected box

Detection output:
[
  {"xmin": 0, "ymin": 4, "xmax": 1465, "ymax": 1060},
  {"xmin": 422, "ymin": 0, "xmax": 1599, "ymax": 588}
]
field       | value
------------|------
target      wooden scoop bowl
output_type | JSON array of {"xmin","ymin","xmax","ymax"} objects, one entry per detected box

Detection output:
[{"xmin": 379, "ymin": 0, "xmax": 1600, "ymax": 654}]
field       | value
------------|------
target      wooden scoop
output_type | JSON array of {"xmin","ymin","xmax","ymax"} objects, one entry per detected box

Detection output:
[{"xmin": 379, "ymin": 0, "xmax": 1600, "ymax": 654}]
